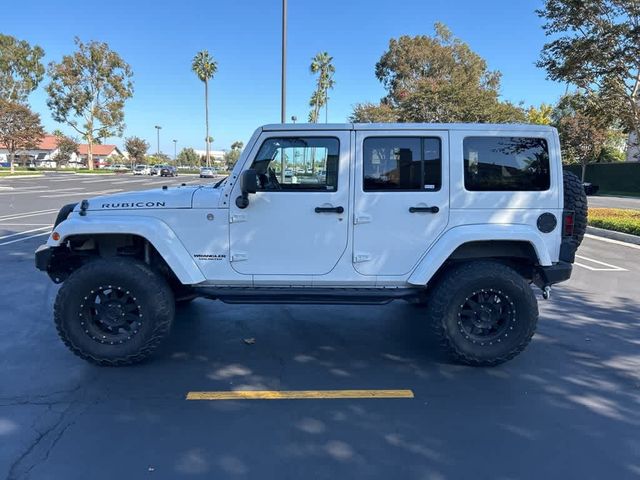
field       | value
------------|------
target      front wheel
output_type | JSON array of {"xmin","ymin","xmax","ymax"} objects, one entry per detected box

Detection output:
[
  {"xmin": 54, "ymin": 258, "xmax": 175, "ymax": 366},
  {"xmin": 426, "ymin": 261, "xmax": 538, "ymax": 366}
]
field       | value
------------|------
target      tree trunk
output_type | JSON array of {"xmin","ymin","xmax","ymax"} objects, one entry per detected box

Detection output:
[
  {"xmin": 88, "ymin": 139, "xmax": 94, "ymax": 170},
  {"xmin": 325, "ymin": 90, "xmax": 328, "ymax": 123},
  {"xmin": 9, "ymin": 151, "xmax": 15, "ymax": 174},
  {"xmin": 205, "ymin": 80, "xmax": 210, "ymax": 169},
  {"xmin": 581, "ymin": 161, "xmax": 587, "ymax": 182}
]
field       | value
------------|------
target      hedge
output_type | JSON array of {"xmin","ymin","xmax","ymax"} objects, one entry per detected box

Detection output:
[
  {"xmin": 588, "ymin": 208, "xmax": 640, "ymax": 236},
  {"xmin": 564, "ymin": 163, "xmax": 640, "ymax": 196}
]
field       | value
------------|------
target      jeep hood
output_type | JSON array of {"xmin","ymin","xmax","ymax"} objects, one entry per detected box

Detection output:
[{"xmin": 82, "ymin": 185, "xmax": 202, "ymax": 211}]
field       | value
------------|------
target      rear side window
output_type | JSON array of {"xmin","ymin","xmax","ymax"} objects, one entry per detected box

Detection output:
[
  {"xmin": 363, "ymin": 137, "xmax": 441, "ymax": 191},
  {"xmin": 464, "ymin": 137, "xmax": 550, "ymax": 191}
]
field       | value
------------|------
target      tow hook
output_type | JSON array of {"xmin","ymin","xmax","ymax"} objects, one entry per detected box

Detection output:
[{"xmin": 542, "ymin": 286, "xmax": 551, "ymax": 300}]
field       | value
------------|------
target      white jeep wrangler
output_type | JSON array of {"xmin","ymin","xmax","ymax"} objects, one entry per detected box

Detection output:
[{"xmin": 36, "ymin": 123, "xmax": 587, "ymax": 367}]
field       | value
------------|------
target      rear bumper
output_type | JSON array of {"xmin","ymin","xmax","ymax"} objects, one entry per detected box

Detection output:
[{"xmin": 538, "ymin": 261, "xmax": 572, "ymax": 286}]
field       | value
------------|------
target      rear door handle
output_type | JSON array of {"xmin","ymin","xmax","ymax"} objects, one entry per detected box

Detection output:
[
  {"xmin": 315, "ymin": 206, "xmax": 344, "ymax": 214},
  {"xmin": 409, "ymin": 206, "xmax": 439, "ymax": 213}
]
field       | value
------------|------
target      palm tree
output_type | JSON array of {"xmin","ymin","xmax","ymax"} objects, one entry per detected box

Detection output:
[
  {"xmin": 309, "ymin": 52, "xmax": 335, "ymax": 123},
  {"xmin": 192, "ymin": 50, "xmax": 218, "ymax": 167}
]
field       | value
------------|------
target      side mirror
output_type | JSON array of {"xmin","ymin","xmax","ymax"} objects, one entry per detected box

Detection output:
[{"xmin": 235, "ymin": 169, "xmax": 258, "ymax": 209}]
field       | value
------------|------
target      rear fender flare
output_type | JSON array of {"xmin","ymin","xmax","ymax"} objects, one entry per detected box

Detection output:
[{"xmin": 408, "ymin": 224, "xmax": 551, "ymax": 286}]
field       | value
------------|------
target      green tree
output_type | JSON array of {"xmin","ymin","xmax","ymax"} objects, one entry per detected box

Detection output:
[
  {"xmin": 192, "ymin": 50, "xmax": 218, "ymax": 168},
  {"xmin": 46, "ymin": 38, "xmax": 134, "ymax": 170},
  {"xmin": 309, "ymin": 52, "xmax": 335, "ymax": 123},
  {"xmin": 177, "ymin": 147, "xmax": 199, "ymax": 167},
  {"xmin": 553, "ymin": 93, "xmax": 611, "ymax": 181},
  {"xmin": 223, "ymin": 141, "xmax": 244, "ymax": 170},
  {"xmin": 124, "ymin": 136, "xmax": 149, "ymax": 165},
  {"xmin": 0, "ymin": 100, "xmax": 44, "ymax": 173},
  {"xmin": 0, "ymin": 34, "xmax": 45, "ymax": 102},
  {"xmin": 53, "ymin": 133, "xmax": 79, "ymax": 167},
  {"xmin": 537, "ymin": 0, "xmax": 640, "ymax": 154},
  {"xmin": 352, "ymin": 23, "xmax": 525, "ymax": 123},
  {"xmin": 526, "ymin": 103, "xmax": 553, "ymax": 125}
]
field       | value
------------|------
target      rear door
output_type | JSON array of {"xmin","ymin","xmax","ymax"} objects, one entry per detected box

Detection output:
[{"xmin": 352, "ymin": 130, "xmax": 449, "ymax": 276}]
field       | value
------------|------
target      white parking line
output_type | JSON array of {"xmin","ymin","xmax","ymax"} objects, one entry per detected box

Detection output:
[
  {"xmin": 0, "ymin": 188, "xmax": 85, "ymax": 195},
  {"xmin": 574, "ymin": 255, "xmax": 628, "ymax": 272},
  {"xmin": 80, "ymin": 178, "xmax": 120, "ymax": 184},
  {"xmin": 0, "ymin": 230, "xmax": 51, "ymax": 246},
  {"xmin": 584, "ymin": 233, "xmax": 640, "ymax": 251},
  {"xmin": 0, "ymin": 223, "xmax": 51, "ymax": 226},
  {"xmin": 111, "ymin": 178, "xmax": 153, "ymax": 184},
  {"xmin": 0, "ymin": 226, "xmax": 52, "ymax": 241},
  {"xmin": 40, "ymin": 188, "xmax": 122, "ymax": 198},
  {"xmin": 0, "ymin": 209, "xmax": 58, "ymax": 221}
]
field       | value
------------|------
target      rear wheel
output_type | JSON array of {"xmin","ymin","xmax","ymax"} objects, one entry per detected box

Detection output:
[
  {"xmin": 426, "ymin": 261, "xmax": 538, "ymax": 366},
  {"xmin": 54, "ymin": 258, "xmax": 175, "ymax": 366}
]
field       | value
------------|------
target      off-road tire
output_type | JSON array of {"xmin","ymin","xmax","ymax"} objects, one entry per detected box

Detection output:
[
  {"xmin": 563, "ymin": 171, "xmax": 588, "ymax": 250},
  {"xmin": 426, "ymin": 261, "xmax": 538, "ymax": 366},
  {"xmin": 54, "ymin": 258, "xmax": 175, "ymax": 366}
]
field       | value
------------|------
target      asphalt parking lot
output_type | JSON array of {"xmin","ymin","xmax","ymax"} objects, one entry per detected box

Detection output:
[{"xmin": 1, "ymin": 173, "xmax": 639, "ymax": 480}]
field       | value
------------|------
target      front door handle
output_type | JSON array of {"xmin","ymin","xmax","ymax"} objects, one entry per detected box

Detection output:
[
  {"xmin": 315, "ymin": 206, "xmax": 344, "ymax": 214},
  {"xmin": 409, "ymin": 206, "xmax": 439, "ymax": 213}
]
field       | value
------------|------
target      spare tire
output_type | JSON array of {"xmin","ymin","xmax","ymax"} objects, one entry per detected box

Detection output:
[{"xmin": 562, "ymin": 171, "xmax": 588, "ymax": 260}]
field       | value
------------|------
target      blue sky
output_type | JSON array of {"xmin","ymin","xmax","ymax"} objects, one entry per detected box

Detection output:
[{"xmin": 3, "ymin": 0, "xmax": 565, "ymax": 153}]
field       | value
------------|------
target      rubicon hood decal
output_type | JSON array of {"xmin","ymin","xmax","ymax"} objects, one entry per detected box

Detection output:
[{"xmin": 83, "ymin": 186, "xmax": 201, "ymax": 210}]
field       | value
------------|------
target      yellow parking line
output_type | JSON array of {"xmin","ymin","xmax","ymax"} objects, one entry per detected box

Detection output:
[{"xmin": 186, "ymin": 389, "xmax": 414, "ymax": 400}]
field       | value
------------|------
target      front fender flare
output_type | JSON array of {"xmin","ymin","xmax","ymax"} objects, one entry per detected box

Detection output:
[
  {"xmin": 47, "ymin": 215, "xmax": 206, "ymax": 285},
  {"xmin": 407, "ymin": 224, "xmax": 552, "ymax": 286}
]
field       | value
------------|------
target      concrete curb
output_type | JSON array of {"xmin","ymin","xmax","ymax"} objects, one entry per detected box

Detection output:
[{"xmin": 586, "ymin": 226, "xmax": 640, "ymax": 246}]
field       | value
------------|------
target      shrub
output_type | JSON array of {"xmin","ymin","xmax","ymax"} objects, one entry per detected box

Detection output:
[{"xmin": 588, "ymin": 208, "xmax": 640, "ymax": 236}]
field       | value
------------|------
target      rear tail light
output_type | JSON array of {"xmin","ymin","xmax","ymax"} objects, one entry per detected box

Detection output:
[{"xmin": 562, "ymin": 210, "xmax": 575, "ymax": 237}]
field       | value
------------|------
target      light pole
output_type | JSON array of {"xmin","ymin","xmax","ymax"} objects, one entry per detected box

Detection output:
[
  {"xmin": 281, "ymin": 0, "xmax": 287, "ymax": 123},
  {"xmin": 173, "ymin": 139, "xmax": 177, "ymax": 162},
  {"xmin": 154, "ymin": 125, "xmax": 162, "ymax": 156}
]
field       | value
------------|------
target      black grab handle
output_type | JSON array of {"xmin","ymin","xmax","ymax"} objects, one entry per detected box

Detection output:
[
  {"xmin": 315, "ymin": 206, "xmax": 344, "ymax": 214},
  {"xmin": 409, "ymin": 206, "xmax": 439, "ymax": 213}
]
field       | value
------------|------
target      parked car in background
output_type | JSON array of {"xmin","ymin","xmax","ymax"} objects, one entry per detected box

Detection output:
[
  {"xmin": 150, "ymin": 165, "xmax": 162, "ymax": 176},
  {"xmin": 112, "ymin": 164, "xmax": 130, "ymax": 173},
  {"xmin": 583, "ymin": 182, "xmax": 599, "ymax": 195},
  {"xmin": 200, "ymin": 167, "xmax": 215, "ymax": 178},
  {"xmin": 133, "ymin": 165, "xmax": 151, "ymax": 175},
  {"xmin": 159, "ymin": 165, "xmax": 177, "ymax": 177}
]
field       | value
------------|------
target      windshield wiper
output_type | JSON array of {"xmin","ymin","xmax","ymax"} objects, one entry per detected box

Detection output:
[{"xmin": 213, "ymin": 176, "xmax": 228, "ymax": 188}]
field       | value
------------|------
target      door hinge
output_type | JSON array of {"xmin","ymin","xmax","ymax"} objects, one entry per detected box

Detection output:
[
  {"xmin": 353, "ymin": 253, "xmax": 371, "ymax": 263},
  {"xmin": 354, "ymin": 214, "xmax": 372, "ymax": 225},
  {"xmin": 230, "ymin": 214, "xmax": 247, "ymax": 223},
  {"xmin": 231, "ymin": 253, "xmax": 248, "ymax": 262}
]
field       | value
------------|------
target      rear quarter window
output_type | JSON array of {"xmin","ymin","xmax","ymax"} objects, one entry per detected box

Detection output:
[{"xmin": 464, "ymin": 137, "xmax": 550, "ymax": 191}]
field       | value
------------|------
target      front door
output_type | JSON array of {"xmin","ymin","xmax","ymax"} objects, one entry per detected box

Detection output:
[
  {"xmin": 353, "ymin": 130, "xmax": 449, "ymax": 276},
  {"xmin": 229, "ymin": 132, "xmax": 351, "ymax": 276}
]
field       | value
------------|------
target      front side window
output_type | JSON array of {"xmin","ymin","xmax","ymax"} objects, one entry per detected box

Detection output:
[
  {"xmin": 363, "ymin": 137, "xmax": 442, "ymax": 191},
  {"xmin": 464, "ymin": 137, "xmax": 550, "ymax": 191},
  {"xmin": 250, "ymin": 137, "xmax": 339, "ymax": 191}
]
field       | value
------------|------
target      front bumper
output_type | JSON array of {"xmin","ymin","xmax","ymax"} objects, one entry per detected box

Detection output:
[
  {"xmin": 35, "ymin": 244, "xmax": 52, "ymax": 272},
  {"xmin": 537, "ymin": 261, "xmax": 573, "ymax": 286}
]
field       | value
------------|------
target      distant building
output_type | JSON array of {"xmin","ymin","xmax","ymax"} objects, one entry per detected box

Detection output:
[
  {"xmin": 193, "ymin": 149, "xmax": 225, "ymax": 166},
  {"xmin": 76, "ymin": 144, "xmax": 124, "ymax": 168},
  {"xmin": 0, "ymin": 134, "xmax": 59, "ymax": 167},
  {"xmin": 0, "ymin": 135, "xmax": 125, "ymax": 168}
]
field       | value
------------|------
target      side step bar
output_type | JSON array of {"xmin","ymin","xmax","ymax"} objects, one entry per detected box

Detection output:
[{"xmin": 195, "ymin": 287, "xmax": 422, "ymax": 305}]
